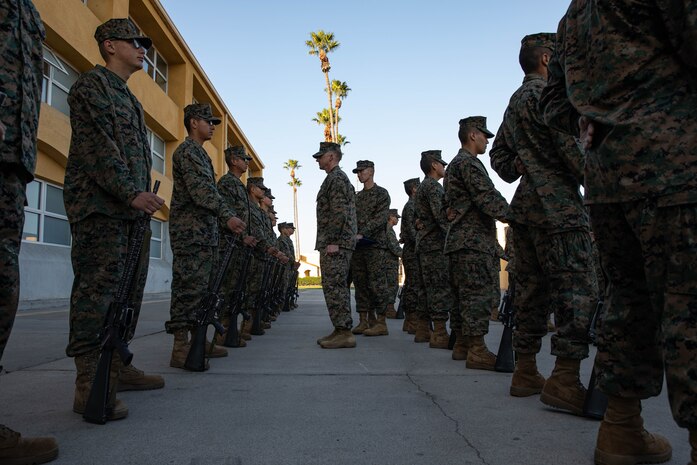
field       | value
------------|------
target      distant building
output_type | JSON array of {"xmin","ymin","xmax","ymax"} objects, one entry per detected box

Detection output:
[{"xmin": 298, "ymin": 255, "xmax": 320, "ymax": 278}]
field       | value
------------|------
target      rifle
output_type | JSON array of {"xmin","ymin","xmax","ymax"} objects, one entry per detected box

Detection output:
[
  {"xmin": 494, "ymin": 283, "xmax": 516, "ymax": 373},
  {"xmin": 251, "ymin": 256, "xmax": 273, "ymax": 335},
  {"xmin": 184, "ymin": 233, "xmax": 238, "ymax": 371},
  {"xmin": 222, "ymin": 244, "xmax": 253, "ymax": 348},
  {"xmin": 395, "ymin": 285, "xmax": 405, "ymax": 319},
  {"xmin": 583, "ymin": 300, "xmax": 607, "ymax": 420},
  {"xmin": 83, "ymin": 180, "xmax": 159, "ymax": 424},
  {"xmin": 283, "ymin": 268, "xmax": 298, "ymax": 312}
]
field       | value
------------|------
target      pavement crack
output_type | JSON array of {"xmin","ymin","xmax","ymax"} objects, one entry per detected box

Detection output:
[{"xmin": 406, "ymin": 373, "xmax": 491, "ymax": 465}]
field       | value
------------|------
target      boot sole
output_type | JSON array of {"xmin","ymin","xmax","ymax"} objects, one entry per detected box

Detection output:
[
  {"xmin": 594, "ymin": 447, "xmax": 672, "ymax": 465},
  {"xmin": 320, "ymin": 342, "xmax": 357, "ymax": 349},
  {"xmin": 466, "ymin": 361, "xmax": 496, "ymax": 371},
  {"xmin": 117, "ymin": 381, "xmax": 165, "ymax": 392},
  {"xmin": 510, "ymin": 385, "xmax": 543, "ymax": 397},
  {"xmin": 429, "ymin": 342, "xmax": 450, "ymax": 349},
  {"xmin": 205, "ymin": 352, "xmax": 228, "ymax": 358},
  {"xmin": 540, "ymin": 391, "xmax": 584, "ymax": 416},
  {"xmin": 363, "ymin": 331, "xmax": 388, "ymax": 337},
  {"xmin": 1, "ymin": 445, "xmax": 59, "ymax": 465}
]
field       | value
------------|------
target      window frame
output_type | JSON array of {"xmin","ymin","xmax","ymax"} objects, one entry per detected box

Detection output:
[
  {"xmin": 22, "ymin": 179, "xmax": 72, "ymax": 248},
  {"xmin": 41, "ymin": 44, "xmax": 79, "ymax": 117},
  {"xmin": 149, "ymin": 218, "xmax": 163, "ymax": 259},
  {"xmin": 146, "ymin": 127, "xmax": 166, "ymax": 174}
]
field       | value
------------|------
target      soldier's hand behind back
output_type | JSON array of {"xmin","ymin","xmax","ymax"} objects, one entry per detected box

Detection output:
[
  {"xmin": 131, "ymin": 192, "xmax": 165, "ymax": 215},
  {"xmin": 226, "ymin": 216, "xmax": 246, "ymax": 234}
]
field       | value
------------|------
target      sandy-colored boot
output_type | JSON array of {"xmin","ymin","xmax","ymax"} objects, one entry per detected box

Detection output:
[
  {"xmin": 241, "ymin": 318, "xmax": 253, "ymax": 341},
  {"xmin": 385, "ymin": 304, "xmax": 397, "ymax": 319},
  {"xmin": 689, "ymin": 429, "xmax": 696, "ymax": 465},
  {"xmin": 117, "ymin": 363, "xmax": 165, "ymax": 392},
  {"xmin": 510, "ymin": 353, "xmax": 545, "ymax": 397},
  {"xmin": 451, "ymin": 332, "xmax": 470, "ymax": 361},
  {"xmin": 170, "ymin": 329, "xmax": 190, "ymax": 369},
  {"xmin": 352, "ymin": 312, "xmax": 369, "ymax": 334},
  {"xmin": 319, "ymin": 329, "xmax": 356, "ymax": 349},
  {"xmin": 317, "ymin": 328, "xmax": 338, "ymax": 345},
  {"xmin": 73, "ymin": 350, "xmax": 128, "ymax": 421},
  {"xmin": 402, "ymin": 312, "xmax": 413, "ymax": 332},
  {"xmin": 540, "ymin": 357, "xmax": 586, "ymax": 415},
  {"xmin": 414, "ymin": 318, "xmax": 431, "ymax": 343},
  {"xmin": 594, "ymin": 397, "xmax": 672, "ymax": 465},
  {"xmin": 0, "ymin": 425, "xmax": 59, "ymax": 465},
  {"xmin": 363, "ymin": 314, "xmax": 389, "ymax": 336},
  {"xmin": 192, "ymin": 329, "xmax": 228, "ymax": 358},
  {"xmin": 429, "ymin": 321, "xmax": 449, "ymax": 349},
  {"xmin": 466, "ymin": 336, "xmax": 496, "ymax": 371}
]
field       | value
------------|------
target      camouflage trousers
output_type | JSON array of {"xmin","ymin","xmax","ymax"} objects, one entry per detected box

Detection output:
[
  {"xmin": 401, "ymin": 245, "xmax": 422, "ymax": 317},
  {"xmin": 591, "ymin": 200, "xmax": 697, "ymax": 428},
  {"xmin": 385, "ymin": 254, "xmax": 400, "ymax": 303},
  {"xmin": 511, "ymin": 224, "xmax": 595, "ymax": 360},
  {"xmin": 166, "ymin": 243, "xmax": 216, "ymax": 333},
  {"xmin": 0, "ymin": 169, "xmax": 26, "ymax": 364},
  {"xmin": 67, "ymin": 214, "xmax": 150, "ymax": 356},
  {"xmin": 448, "ymin": 249, "xmax": 498, "ymax": 337},
  {"xmin": 351, "ymin": 247, "xmax": 390, "ymax": 315},
  {"xmin": 219, "ymin": 244, "xmax": 254, "ymax": 319},
  {"xmin": 319, "ymin": 248, "xmax": 353, "ymax": 329},
  {"xmin": 417, "ymin": 248, "xmax": 453, "ymax": 322},
  {"xmin": 243, "ymin": 253, "xmax": 267, "ymax": 316}
]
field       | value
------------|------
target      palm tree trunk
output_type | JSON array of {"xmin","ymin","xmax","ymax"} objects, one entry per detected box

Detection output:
[
  {"xmin": 324, "ymin": 71, "xmax": 335, "ymax": 142},
  {"xmin": 335, "ymin": 106, "xmax": 340, "ymax": 142},
  {"xmin": 293, "ymin": 187, "xmax": 300, "ymax": 260}
]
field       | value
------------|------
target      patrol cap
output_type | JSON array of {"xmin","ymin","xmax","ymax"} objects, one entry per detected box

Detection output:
[
  {"xmin": 388, "ymin": 208, "xmax": 401, "ymax": 218},
  {"xmin": 312, "ymin": 142, "xmax": 342, "ymax": 158},
  {"xmin": 247, "ymin": 177, "xmax": 267, "ymax": 190},
  {"xmin": 458, "ymin": 116, "xmax": 495, "ymax": 139},
  {"xmin": 285, "ymin": 222, "xmax": 295, "ymax": 229},
  {"xmin": 184, "ymin": 103, "xmax": 221, "ymax": 125},
  {"xmin": 352, "ymin": 160, "xmax": 375, "ymax": 173},
  {"xmin": 225, "ymin": 145, "xmax": 252, "ymax": 161},
  {"xmin": 277, "ymin": 222, "xmax": 287, "ymax": 231},
  {"xmin": 94, "ymin": 19, "xmax": 152, "ymax": 50},
  {"xmin": 403, "ymin": 177, "xmax": 420, "ymax": 195},
  {"xmin": 265, "ymin": 188, "xmax": 275, "ymax": 199},
  {"xmin": 421, "ymin": 150, "xmax": 448, "ymax": 166},
  {"xmin": 521, "ymin": 32, "xmax": 556, "ymax": 51}
]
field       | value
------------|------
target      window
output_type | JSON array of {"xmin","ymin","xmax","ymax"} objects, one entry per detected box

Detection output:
[
  {"xmin": 41, "ymin": 45, "xmax": 79, "ymax": 116},
  {"xmin": 23, "ymin": 180, "xmax": 71, "ymax": 246},
  {"xmin": 144, "ymin": 46, "xmax": 168, "ymax": 92},
  {"xmin": 146, "ymin": 128, "xmax": 166, "ymax": 173},
  {"xmin": 150, "ymin": 219, "xmax": 163, "ymax": 259}
]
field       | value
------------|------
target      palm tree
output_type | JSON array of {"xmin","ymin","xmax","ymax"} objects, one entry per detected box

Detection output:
[
  {"xmin": 336, "ymin": 134, "xmax": 350, "ymax": 146},
  {"xmin": 329, "ymin": 80, "xmax": 351, "ymax": 139},
  {"xmin": 312, "ymin": 108, "xmax": 339, "ymax": 142},
  {"xmin": 283, "ymin": 160, "xmax": 302, "ymax": 259},
  {"xmin": 306, "ymin": 31, "xmax": 340, "ymax": 142}
]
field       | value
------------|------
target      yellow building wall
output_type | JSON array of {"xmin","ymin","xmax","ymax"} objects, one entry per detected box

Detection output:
[{"xmin": 32, "ymin": 0, "xmax": 263, "ymax": 220}]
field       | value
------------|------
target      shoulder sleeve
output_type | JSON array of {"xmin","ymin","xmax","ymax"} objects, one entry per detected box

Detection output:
[
  {"xmin": 179, "ymin": 147, "xmax": 235, "ymax": 220},
  {"xmin": 490, "ymin": 118, "xmax": 521, "ymax": 183},
  {"xmin": 466, "ymin": 161, "xmax": 508, "ymax": 221}
]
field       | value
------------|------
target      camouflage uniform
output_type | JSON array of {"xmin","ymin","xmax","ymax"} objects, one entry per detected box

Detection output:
[
  {"xmin": 167, "ymin": 120, "xmax": 235, "ymax": 333},
  {"xmin": 415, "ymin": 160, "xmax": 454, "ymax": 323},
  {"xmin": 351, "ymin": 161, "xmax": 391, "ymax": 316},
  {"xmin": 540, "ymin": 1, "xmax": 697, "ymax": 428},
  {"xmin": 444, "ymin": 138, "xmax": 508, "ymax": 337},
  {"xmin": 64, "ymin": 61, "xmax": 153, "ymax": 356},
  {"xmin": 490, "ymin": 44, "xmax": 595, "ymax": 360},
  {"xmin": 399, "ymin": 179, "xmax": 422, "ymax": 319},
  {"xmin": 0, "ymin": 0, "xmax": 44, "ymax": 364},
  {"xmin": 243, "ymin": 180, "xmax": 274, "ymax": 321},
  {"xmin": 315, "ymin": 157, "xmax": 357, "ymax": 330},
  {"xmin": 278, "ymin": 228, "xmax": 296, "ymax": 301},
  {"xmin": 385, "ymin": 217, "xmax": 403, "ymax": 304}
]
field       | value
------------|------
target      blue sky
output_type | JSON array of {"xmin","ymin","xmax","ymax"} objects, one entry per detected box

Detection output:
[{"xmin": 160, "ymin": 0, "xmax": 571, "ymax": 259}]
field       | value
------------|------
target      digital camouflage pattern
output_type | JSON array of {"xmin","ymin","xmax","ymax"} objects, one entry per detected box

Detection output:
[
  {"xmin": 0, "ymin": 0, "xmax": 43, "ymax": 365},
  {"xmin": 315, "ymin": 166, "xmax": 357, "ymax": 251},
  {"xmin": 399, "ymin": 196, "xmax": 422, "ymax": 318},
  {"xmin": 316, "ymin": 165, "xmax": 356, "ymax": 329},
  {"xmin": 352, "ymin": 247, "xmax": 390, "ymax": 315},
  {"xmin": 64, "ymin": 66, "xmax": 152, "ymax": 223},
  {"xmin": 541, "ymin": 1, "xmax": 697, "ymax": 428},
  {"xmin": 490, "ymin": 61, "xmax": 595, "ymax": 359},
  {"xmin": 355, "ymin": 184, "xmax": 390, "ymax": 248},
  {"xmin": 385, "ymin": 223, "xmax": 402, "ymax": 302},
  {"xmin": 166, "ymin": 244, "xmax": 216, "ymax": 333},
  {"xmin": 414, "ymin": 177, "xmax": 453, "ymax": 321},
  {"xmin": 449, "ymin": 250, "xmax": 499, "ymax": 336}
]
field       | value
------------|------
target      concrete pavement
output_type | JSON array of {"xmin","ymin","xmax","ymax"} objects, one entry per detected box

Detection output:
[{"xmin": 0, "ymin": 290, "xmax": 690, "ymax": 465}]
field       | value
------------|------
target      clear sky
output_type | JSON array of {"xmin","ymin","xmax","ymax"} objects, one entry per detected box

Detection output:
[{"xmin": 160, "ymin": 0, "xmax": 571, "ymax": 261}]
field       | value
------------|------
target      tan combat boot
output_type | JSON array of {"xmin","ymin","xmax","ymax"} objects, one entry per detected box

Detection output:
[
  {"xmin": 429, "ymin": 320, "xmax": 449, "ymax": 349},
  {"xmin": 414, "ymin": 318, "xmax": 431, "ymax": 343},
  {"xmin": 319, "ymin": 328, "xmax": 356, "ymax": 349},
  {"xmin": 385, "ymin": 304, "xmax": 397, "ymax": 319},
  {"xmin": 540, "ymin": 357, "xmax": 586, "ymax": 415},
  {"xmin": 407, "ymin": 312, "xmax": 418, "ymax": 335},
  {"xmin": 510, "ymin": 353, "xmax": 546, "ymax": 397},
  {"xmin": 169, "ymin": 329, "xmax": 190, "ymax": 369},
  {"xmin": 352, "ymin": 312, "xmax": 369, "ymax": 334},
  {"xmin": 466, "ymin": 335, "xmax": 497, "ymax": 371},
  {"xmin": 363, "ymin": 314, "xmax": 389, "ymax": 336},
  {"xmin": 0, "ymin": 425, "xmax": 59, "ymax": 465},
  {"xmin": 241, "ymin": 318, "xmax": 253, "ymax": 341},
  {"xmin": 689, "ymin": 429, "xmax": 696, "ymax": 465},
  {"xmin": 402, "ymin": 312, "xmax": 413, "ymax": 332},
  {"xmin": 451, "ymin": 332, "xmax": 470, "ymax": 361},
  {"xmin": 193, "ymin": 328, "xmax": 228, "ymax": 359},
  {"xmin": 317, "ymin": 328, "xmax": 338, "ymax": 345},
  {"xmin": 116, "ymin": 362, "xmax": 165, "ymax": 392},
  {"xmin": 73, "ymin": 350, "xmax": 128, "ymax": 421},
  {"xmin": 594, "ymin": 397, "xmax": 672, "ymax": 465}
]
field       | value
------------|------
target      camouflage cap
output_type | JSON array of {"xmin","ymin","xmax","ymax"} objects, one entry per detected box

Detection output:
[
  {"xmin": 285, "ymin": 222, "xmax": 295, "ymax": 229},
  {"xmin": 352, "ymin": 160, "xmax": 375, "ymax": 173},
  {"xmin": 403, "ymin": 177, "xmax": 420, "ymax": 195},
  {"xmin": 247, "ymin": 177, "xmax": 267, "ymax": 190},
  {"xmin": 184, "ymin": 103, "xmax": 221, "ymax": 125},
  {"xmin": 459, "ymin": 116, "xmax": 495, "ymax": 138},
  {"xmin": 94, "ymin": 19, "xmax": 152, "ymax": 50},
  {"xmin": 521, "ymin": 32, "xmax": 556, "ymax": 51},
  {"xmin": 312, "ymin": 142, "xmax": 342, "ymax": 158},
  {"xmin": 388, "ymin": 208, "xmax": 401, "ymax": 218},
  {"xmin": 225, "ymin": 145, "xmax": 252, "ymax": 161},
  {"xmin": 421, "ymin": 150, "xmax": 448, "ymax": 166},
  {"xmin": 277, "ymin": 222, "xmax": 287, "ymax": 231},
  {"xmin": 265, "ymin": 188, "xmax": 275, "ymax": 199}
]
